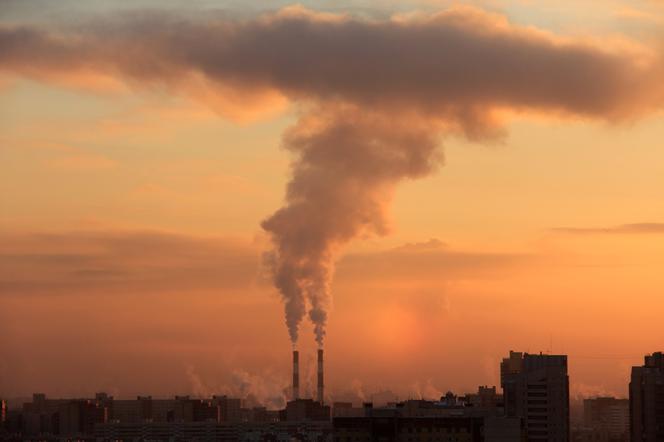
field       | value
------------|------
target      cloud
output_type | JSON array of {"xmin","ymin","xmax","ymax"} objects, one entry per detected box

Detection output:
[
  {"xmin": 0, "ymin": 230, "xmax": 529, "ymax": 298},
  {"xmin": 0, "ymin": 5, "xmax": 662, "ymax": 125},
  {"xmin": 552, "ymin": 222, "xmax": 664, "ymax": 235},
  {"xmin": 391, "ymin": 238, "xmax": 447, "ymax": 252},
  {"xmin": 337, "ymin": 238, "xmax": 531, "ymax": 282},
  {"xmin": 0, "ymin": 230, "xmax": 261, "ymax": 296}
]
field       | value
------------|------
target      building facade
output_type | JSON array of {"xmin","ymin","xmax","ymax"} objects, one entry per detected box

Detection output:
[{"xmin": 501, "ymin": 351, "xmax": 570, "ymax": 442}]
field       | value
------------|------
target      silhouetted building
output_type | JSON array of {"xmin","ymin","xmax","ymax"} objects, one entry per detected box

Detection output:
[
  {"xmin": 111, "ymin": 396, "xmax": 153, "ymax": 423},
  {"xmin": 95, "ymin": 419, "xmax": 332, "ymax": 441},
  {"xmin": 10, "ymin": 393, "xmax": 329, "ymax": 439},
  {"xmin": 109, "ymin": 395, "xmax": 221, "ymax": 424},
  {"xmin": 466, "ymin": 386, "xmax": 503, "ymax": 410},
  {"xmin": 94, "ymin": 420, "xmax": 238, "ymax": 441},
  {"xmin": 21, "ymin": 393, "xmax": 107, "ymax": 438},
  {"xmin": 630, "ymin": 351, "xmax": 664, "ymax": 442},
  {"xmin": 239, "ymin": 420, "xmax": 332, "ymax": 441},
  {"xmin": 334, "ymin": 415, "xmax": 485, "ymax": 442},
  {"xmin": 334, "ymin": 398, "xmax": 522, "ymax": 441},
  {"xmin": 212, "ymin": 395, "xmax": 243, "ymax": 423},
  {"xmin": 333, "ymin": 402, "xmax": 365, "ymax": 418},
  {"xmin": 2, "ymin": 407, "xmax": 23, "ymax": 439},
  {"xmin": 285, "ymin": 399, "xmax": 331, "ymax": 422},
  {"xmin": 576, "ymin": 397, "xmax": 629, "ymax": 442},
  {"xmin": 247, "ymin": 406, "xmax": 280, "ymax": 423},
  {"xmin": 583, "ymin": 397, "xmax": 629, "ymax": 442},
  {"xmin": 501, "ymin": 351, "xmax": 570, "ymax": 441}
]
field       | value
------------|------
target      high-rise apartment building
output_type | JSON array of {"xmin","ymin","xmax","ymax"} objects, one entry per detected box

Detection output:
[
  {"xmin": 501, "ymin": 351, "xmax": 569, "ymax": 442},
  {"xmin": 630, "ymin": 351, "xmax": 664, "ymax": 442}
]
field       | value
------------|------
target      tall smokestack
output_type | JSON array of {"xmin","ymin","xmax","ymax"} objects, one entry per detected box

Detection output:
[
  {"xmin": 292, "ymin": 350, "xmax": 300, "ymax": 400},
  {"xmin": 317, "ymin": 349, "xmax": 324, "ymax": 404}
]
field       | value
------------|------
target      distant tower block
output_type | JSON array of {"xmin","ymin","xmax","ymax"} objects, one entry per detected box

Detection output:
[
  {"xmin": 292, "ymin": 350, "xmax": 300, "ymax": 400},
  {"xmin": 317, "ymin": 349, "xmax": 324, "ymax": 404}
]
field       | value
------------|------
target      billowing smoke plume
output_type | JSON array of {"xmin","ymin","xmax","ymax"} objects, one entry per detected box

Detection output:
[
  {"xmin": 261, "ymin": 106, "xmax": 440, "ymax": 345},
  {"xmin": 1, "ymin": 5, "xmax": 663, "ymax": 346}
]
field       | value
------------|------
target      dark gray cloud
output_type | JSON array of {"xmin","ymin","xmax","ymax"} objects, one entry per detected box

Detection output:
[{"xmin": 0, "ymin": 6, "xmax": 661, "ymax": 127}]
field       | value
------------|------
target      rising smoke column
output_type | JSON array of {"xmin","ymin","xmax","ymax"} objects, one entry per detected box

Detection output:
[{"xmin": 261, "ymin": 106, "xmax": 440, "ymax": 347}]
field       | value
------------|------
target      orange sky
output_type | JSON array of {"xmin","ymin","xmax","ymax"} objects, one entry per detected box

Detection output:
[{"xmin": 1, "ymin": 0, "xmax": 663, "ymax": 405}]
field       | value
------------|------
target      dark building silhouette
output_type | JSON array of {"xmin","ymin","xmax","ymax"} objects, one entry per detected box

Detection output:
[
  {"xmin": 630, "ymin": 351, "xmax": 664, "ymax": 442},
  {"xmin": 466, "ymin": 386, "xmax": 503, "ymax": 410},
  {"xmin": 574, "ymin": 397, "xmax": 629, "ymax": 442},
  {"xmin": 212, "ymin": 395, "xmax": 242, "ymax": 422},
  {"xmin": 285, "ymin": 399, "xmax": 331, "ymax": 422},
  {"xmin": 110, "ymin": 395, "xmax": 222, "ymax": 424},
  {"xmin": 332, "ymin": 401, "xmax": 362, "ymax": 418},
  {"xmin": 334, "ymin": 394, "xmax": 522, "ymax": 441},
  {"xmin": 501, "ymin": 351, "xmax": 570, "ymax": 442},
  {"xmin": 21, "ymin": 393, "xmax": 107, "ymax": 438},
  {"xmin": 334, "ymin": 415, "xmax": 485, "ymax": 442}
]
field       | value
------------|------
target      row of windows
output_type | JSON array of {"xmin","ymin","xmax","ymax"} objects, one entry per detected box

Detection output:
[
  {"xmin": 339, "ymin": 427, "xmax": 468, "ymax": 434},
  {"xmin": 399, "ymin": 427, "xmax": 468, "ymax": 434},
  {"xmin": 528, "ymin": 415, "xmax": 548, "ymax": 421},
  {"xmin": 335, "ymin": 438, "xmax": 468, "ymax": 442},
  {"xmin": 528, "ymin": 400, "xmax": 547, "ymax": 405}
]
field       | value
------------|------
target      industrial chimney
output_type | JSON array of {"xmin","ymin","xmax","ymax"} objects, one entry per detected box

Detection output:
[
  {"xmin": 317, "ymin": 349, "xmax": 324, "ymax": 404},
  {"xmin": 292, "ymin": 350, "xmax": 300, "ymax": 400}
]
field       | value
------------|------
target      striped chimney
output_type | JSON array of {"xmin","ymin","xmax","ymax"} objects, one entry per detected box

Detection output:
[
  {"xmin": 292, "ymin": 350, "xmax": 300, "ymax": 400},
  {"xmin": 317, "ymin": 349, "xmax": 324, "ymax": 404}
]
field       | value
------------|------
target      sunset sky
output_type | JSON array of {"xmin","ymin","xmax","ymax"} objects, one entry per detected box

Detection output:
[{"xmin": 1, "ymin": 0, "xmax": 663, "ymax": 406}]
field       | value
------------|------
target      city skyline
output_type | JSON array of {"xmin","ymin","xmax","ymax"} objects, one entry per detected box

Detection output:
[
  {"xmin": 1, "ymin": 0, "xmax": 664, "ymax": 408},
  {"xmin": 3, "ymin": 351, "xmax": 661, "ymax": 441}
]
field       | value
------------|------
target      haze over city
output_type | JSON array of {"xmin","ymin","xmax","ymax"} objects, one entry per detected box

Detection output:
[{"xmin": 1, "ymin": 0, "xmax": 664, "ymax": 417}]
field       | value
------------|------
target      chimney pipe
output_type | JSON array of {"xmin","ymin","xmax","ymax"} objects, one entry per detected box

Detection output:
[
  {"xmin": 317, "ymin": 349, "xmax": 324, "ymax": 404},
  {"xmin": 292, "ymin": 350, "xmax": 300, "ymax": 400}
]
